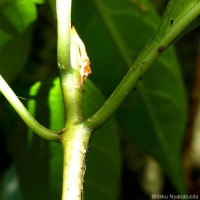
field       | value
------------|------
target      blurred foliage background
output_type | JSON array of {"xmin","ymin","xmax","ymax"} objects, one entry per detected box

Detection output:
[{"xmin": 0, "ymin": 0, "xmax": 200, "ymax": 199}]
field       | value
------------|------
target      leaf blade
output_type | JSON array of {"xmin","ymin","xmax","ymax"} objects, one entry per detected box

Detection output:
[{"xmin": 72, "ymin": 0, "xmax": 188, "ymax": 193}]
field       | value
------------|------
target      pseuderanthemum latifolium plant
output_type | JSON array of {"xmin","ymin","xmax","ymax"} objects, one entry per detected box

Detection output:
[{"xmin": 0, "ymin": 0, "xmax": 200, "ymax": 199}]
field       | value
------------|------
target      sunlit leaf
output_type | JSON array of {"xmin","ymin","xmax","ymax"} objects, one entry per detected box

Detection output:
[
  {"xmin": 32, "ymin": 0, "xmax": 46, "ymax": 4},
  {"xmin": 0, "ymin": 0, "xmax": 37, "ymax": 83},
  {"xmin": 0, "ymin": 0, "xmax": 36, "ymax": 33},
  {"xmin": 72, "ymin": 0, "xmax": 188, "ymax": 193}
]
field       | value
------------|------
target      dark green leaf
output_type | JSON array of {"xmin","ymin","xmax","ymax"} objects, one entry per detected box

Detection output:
[
  {"xmin": 72, "ymin": 0, "xmax": 187, "ymax": 193},
  {"xmin": 0, "ymin": 30, "xmax": 11, "ymax": 48},
  {"xmin": 117, "ymin": 53, "xmax": 187, "ymax": 193},
  {"xmin": 83, "ymin": 80, "xmax": 121, "ymax": 200},
  {"xmin": 10, "ymin": 78, "xmax": 121, "ymax": 200},
  {"xmin": 0, "ymin": 165, "xmax": 25, "ymax": 200},
  {"xmin": 177, "ymin": 16, "xmax": 200, "ymax": 41},
  {"xmin": 155, "ymin": 0, "xmax": 200, "ymax": 43},
  {"xmin": 0, "ymin": 26, "xmax": 34, "ymax": 83},
  {"xmin": 0, "ymin": 0, "xmax": 37, "ymax": 83}
]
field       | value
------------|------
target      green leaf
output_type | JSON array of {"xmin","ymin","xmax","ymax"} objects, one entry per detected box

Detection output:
[
  {"xmin": 0, "ymin": 26, "xmax": 34, "ymax": 83},
  {"xmin": 117, "ymin": 52, "xmax": 187, "ymax": 193},
  {"xmin": 0, "ymin": 0, "xmax": 37, "ymax": 83},
  {"xmin": 0, "ymin": 0, "xmax": 37, "ymax": 33},
  {"xmin": 32, "ymin": 0, "xmax": 46, "ymax": 4},
  {"xmin": 72, "ymin": 0, "xmax": 187, "ymax": 193},
  {"xmin": 155, "ymin": 0, "xmax": 200, "ymax": 43},
  {"xmin": 72, "ymin": 0, "xmax": 159, "ymax": 95},
  {"xmin": 0, "ymin": 166, "xmax": 24, "ymax": 200},
  {"xmin": 83, "ymin": 80, "xmax": 121, "ymax": 200},
  {"xmin": 10, "ymin": 78, "xmax": 121, "ymax": 200},
  {"xmin": 0, "ymin": 165, "xmax": 25, "ymax": 200},
  {"xmin": 177, "ymin": 16, "xmax": 200, "ymax": 41},
  {"xmin": 0, "ymin": 30, "xmax": 11, "ymax": 48}
]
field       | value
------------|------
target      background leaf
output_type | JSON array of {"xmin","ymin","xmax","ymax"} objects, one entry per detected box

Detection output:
[
  {"xmin": 8, "ymin": 78, "xmax": 121, "ymax": 200},
  {"xmin": 155, "ymin": 0, "xmax": 200, "ymax": 42},
  {"xmin": 0, "ymin": 166, "xmax": 25, "ymax": 200},
  {"xmin": 0, "ymin": 0, "xmax": 36, "ymax": 33},
  {"xmin": 72, "ymin": 0, "xmax": 187, "ymax": 193},
  {"xmin": 0, "ymin": 0, "xmax": 37, "ymax": 83},
  {"xmin": 83, "ymin": 80, "xmax": 121, "ymax": 200},
  {"xmin": 1, "ymin": 0, "xmax": 198, "ymax": 198},
  {"xmin": 0, "ymin": 30, "xmax": 11, "ymax": 48},
  {"xmin": 32, "ymin": 0, "xmax": 46, "ymax": 5}
]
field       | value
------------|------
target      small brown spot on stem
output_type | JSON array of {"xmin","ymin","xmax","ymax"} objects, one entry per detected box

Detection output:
[
  {"xmin": 57, "ymin": 128, "xmax": 66, "ymax": 135},
  {"xmin": 157, "ymin": 46, "xmax": 165, "ymax": 53}
]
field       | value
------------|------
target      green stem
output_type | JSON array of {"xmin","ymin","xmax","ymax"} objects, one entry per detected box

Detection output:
[
  {"xmin": 61, "ymin": 124, "xmax": 91, "ymax": 200},
  {"xmin": 56, "ymin": 0, "xmax": 71, "ymax": 74},
  {"xmin": 56, "ymin": 0, "xmax": 84, "ymax": 125},
  {"xmin": 85, "ymin": 2, "xmax": 200, "ymax": 130},
  {"xmin": 0, "ymin": 75, "xmax": 60, "ymax": 142},
  {"xmin": 56, "ymin": 0, "xmax": 89, "ymax": 199}
]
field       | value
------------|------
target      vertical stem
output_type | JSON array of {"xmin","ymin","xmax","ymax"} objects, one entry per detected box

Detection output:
[
  {"xmin": 56, "ymin": 0, "xmax": 90, "ymax": 200},
  {"xmin": 56, "ymin": 0, "xmax": 84, "ymax": 125},
  {"xmin": 61, "ymin": 125, "xmax": 91, "ymax": 200},
  {"xmin": 56, "ymin": 0, "xmax": 71, "ymax": 74}
]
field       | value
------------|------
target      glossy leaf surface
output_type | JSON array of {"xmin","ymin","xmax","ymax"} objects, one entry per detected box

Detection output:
[{"xmin": 72, "ymin": 0, "xmax": 188, "ymax": 193}]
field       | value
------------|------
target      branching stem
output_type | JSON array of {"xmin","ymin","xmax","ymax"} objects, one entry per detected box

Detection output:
[
  {"xmin": 85, "ymin": 2, "xmax": 200, "ymax": 130},
  {"xmin": 0, "ymin": 75, "xmax": 60, "ymax": 142}
]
